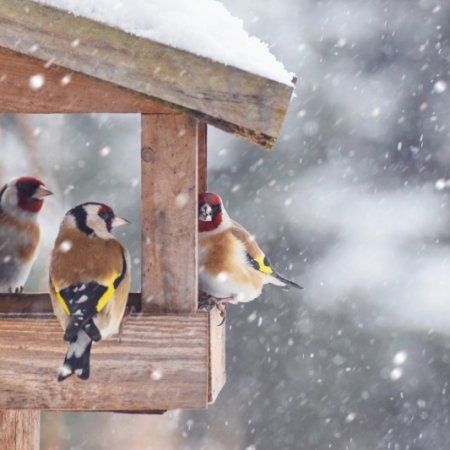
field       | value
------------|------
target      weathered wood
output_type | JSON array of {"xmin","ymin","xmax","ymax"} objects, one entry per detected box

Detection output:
[
  {"xmin": 0, "ymin": 0, "xmax": 294, "ymax": 148},
  {"xmin": 0, "ymin": 315, "xmax": 208, "ymax": 411},
  {"xmin": 0, "ymin": 292, "xmax": 142, "ymax": 314},
  {"xmin": 0, "ymin": 410, "xmax": 40, "ymax": 450},
  {"xmin": 198, "ymin": 122, "xmax": 208, "ymax": 193},
  {"xmin": 141, "ymin": 114, "xmax": 198, "ymax": 313},
  {"xmin": 0, "ymin": 47, "xmax": 174, "ymax": 114},
  {"xmin": 208, "ymin": 309, "xmax": 226, "ymax": 404}
]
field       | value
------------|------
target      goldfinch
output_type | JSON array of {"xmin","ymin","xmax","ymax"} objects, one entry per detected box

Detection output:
[
  {"xmin": 0, "ymin": 176, "xmax": 52, "ymax": 293},
  {"xmin": 49, "ymin": 202, "xmax": 131, "ymax": 381},
  {"xmin": 198, "ymin": 192, "xmax": 302, "ymax": 322}
]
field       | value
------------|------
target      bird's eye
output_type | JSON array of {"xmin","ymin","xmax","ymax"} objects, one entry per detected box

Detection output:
[
  {"xmin": 98, "ymin": 207, "xmax": 115, "ymax": 232},
  {"xmin": 98, "ymin": 210, "xmax": 113, "ymax": 222}
]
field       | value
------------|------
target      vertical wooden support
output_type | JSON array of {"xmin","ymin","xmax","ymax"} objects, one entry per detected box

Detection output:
[
  {"xmin": 141, "ymin": 113, "xmax": 198, "ymax": 313},
  {"xmin": 208, "ymin": 310, "xmax": 227, "ymax": 403},
  {"xmin": 196, "ymin": 122, "xmax": 227, "ymax": 403},
  {"xmin": 198, "ymin": 122, "xmax": 208, "ymax": 192},
  {"xmin": 0, "ymin": 410, "xmax": 40, "ymax": 450}
]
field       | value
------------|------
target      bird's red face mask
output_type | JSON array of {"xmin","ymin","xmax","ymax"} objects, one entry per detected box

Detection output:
[
  {"xmin": 198, "ymin": 193, "xmax": 223, "ymax": 232},
  {"xmin": 16, "ymin": 177, "xmax": 52, "ymax": 213}
]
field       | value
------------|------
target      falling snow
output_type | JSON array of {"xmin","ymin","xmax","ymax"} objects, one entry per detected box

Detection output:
[
  {"xmin": 0, "ymin": 0, "xmax": 448, "ymax": 449},
  {"xmin": 29, "ymin": 74, "xmax": 45, "ymax": 90}
]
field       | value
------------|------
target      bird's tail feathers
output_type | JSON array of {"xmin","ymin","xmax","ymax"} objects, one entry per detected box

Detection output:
[
  {"xmin": 58, "ymin": 330, "xmax": 93, "ymax": 382},
  {"xmin": 271, "ymin": 272, "xmax": 303, "ymax": 290}
]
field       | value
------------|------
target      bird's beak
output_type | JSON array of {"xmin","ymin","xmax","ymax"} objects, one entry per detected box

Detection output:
[
  {"xmin": 33, "ymin": 186, "xmax": 53, "ymax": 200},
  {"xmin": 112, "ymin": 216, "xmax": 130, "ymax": 228}
]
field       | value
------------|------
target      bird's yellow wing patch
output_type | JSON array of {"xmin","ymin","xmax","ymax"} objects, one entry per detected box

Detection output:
[
  {"xmin": 56, "ymin": 289, "xmax": 70, "ymax": 315},
  {"xmin": 96, "ymin": 280, "xmax": 116, "ymax": 312},
  {"xmin": 252, "ymin": 255, "xmax": 274, "ymax": 275}
]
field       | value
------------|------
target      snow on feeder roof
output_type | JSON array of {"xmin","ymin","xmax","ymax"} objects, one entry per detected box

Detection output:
[
  {"xmin": 0, "ymin": 0, "xmax": 295, "ymax": 148},
  {"xmin": 36, "ymin": 0, "xmax": 293, "ymax": 86}
]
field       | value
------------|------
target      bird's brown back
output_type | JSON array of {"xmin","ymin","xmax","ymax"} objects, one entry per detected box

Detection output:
[{"xmin": 50, "ymin": 227, "xmax": 125, "ymax": 289}]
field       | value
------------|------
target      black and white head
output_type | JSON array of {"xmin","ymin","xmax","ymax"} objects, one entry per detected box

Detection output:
[
  {"xmin": 65, "ymin": 202, "xmax": 129, "ymax": 239},
  {"xmin": 0, "ymin": 176, "xmax": 52, "ymax": 219}
]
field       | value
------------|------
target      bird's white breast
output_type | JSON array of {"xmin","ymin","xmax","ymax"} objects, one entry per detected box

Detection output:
[
  {"xmin": 0, "ymin": 226, "xmax": 35, "ymax": 291},
  {"xmin": 198, "ymin": 238, "xmax": 262, "ymax": 303}
]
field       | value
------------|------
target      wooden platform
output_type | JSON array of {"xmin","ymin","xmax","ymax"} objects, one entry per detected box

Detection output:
[{"xmin": 0, "ymin": 296, "xmax": 225, "ymax": 411}]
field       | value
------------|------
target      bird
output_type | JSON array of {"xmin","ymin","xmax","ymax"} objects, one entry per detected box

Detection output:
[
  {"xmin": 49, "ymin": 202, "xmax": 131, "ymax": 381},
  {"xmin": 198, "ymin": 192, "xmax": 302, "ymax": 324},
  {"xmin": 0, "ymin": 176, "xmax": 53, "ymax": 293}
]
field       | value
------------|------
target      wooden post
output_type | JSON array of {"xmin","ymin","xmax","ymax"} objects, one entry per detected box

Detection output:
[
  {"xmin": 198, "ymin": 122, "xmax": 207, "ymax": 192},
  {"xmin": 141, "ymin": 113, "xmax": 198, "ymax": 313},
  {"xmin": 0, "ymin": 410, "xmax": 40, "ymax": 450}
]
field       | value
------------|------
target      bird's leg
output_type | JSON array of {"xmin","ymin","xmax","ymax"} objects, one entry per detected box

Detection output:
[
  {"xmin": 118, "ymin": 305, "xmax": 136, "ymax": 343},
  {"xmin": 214, "ymin": 297, "xmax": 235, "ymax": 326},
  {"xmin": 198, "ymin": 293, "xmax": 234, "ymax": 326}
]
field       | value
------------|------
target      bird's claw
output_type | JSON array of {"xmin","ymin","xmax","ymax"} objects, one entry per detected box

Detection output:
[
  {"xmin": 8, "ymin": 286, "xmax": 23, "ymax": 294},
  {"xmin": 216, "ymin": 303, "xmax": 227, "ymax": 326},
  {"xmin": 198, "ymin": 292, "xmax": 217, "ymax": 311},
  {"xmin": 198, "ymin": 293, "xmax": 233, "ymax": 326}
]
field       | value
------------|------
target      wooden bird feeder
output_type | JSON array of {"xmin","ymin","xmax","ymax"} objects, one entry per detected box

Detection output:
[{"xmin": 0, "ymin": 1, "xmax": 294, "ymax": 447}]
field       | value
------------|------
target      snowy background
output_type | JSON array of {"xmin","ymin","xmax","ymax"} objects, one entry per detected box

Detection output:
[{"xmin": 2, "ymin": 0, "xmax": 450, "ymax": 448}]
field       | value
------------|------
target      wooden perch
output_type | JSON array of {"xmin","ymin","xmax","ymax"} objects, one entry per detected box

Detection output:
[
  {"xmin": 0, "ymin": 0, "xmax": 294, "ymax": 148},
  {"xmin": 0, "ymin": 307, "xmax": 225, "ymax": 411},
  {"xmin": 0, "ymin": 293, "xmax": 225, "ymax": 410}
]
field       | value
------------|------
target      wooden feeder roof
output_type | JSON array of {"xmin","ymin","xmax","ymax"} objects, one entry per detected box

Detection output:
[{"xmin": 0, "ymin": 0, "xmax": 295, "ymax": 149}]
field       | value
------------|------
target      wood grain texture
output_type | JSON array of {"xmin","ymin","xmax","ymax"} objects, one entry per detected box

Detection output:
[
  {"xmin": 0, "ymin": 0, "xmax": 294, "ymax": 148},
  {"xmin": 0, "ymin": 410, "xmax": 40, "ymax": 450},
  {"xmin": 0, "ymin": 47, "xmax": 174, "ymax": 114},
  {"xmin": 198, "ymin": 122, "xmax": 208, "ymax": 193},
  {"xmin": 208, "ymin": 309, "xmax": 226, "ymax": 404},
  {"xmin": 141, "ymin": 114, "xmax": 198, "ymax": 313},
  {"xmin": 0, "ymin": 315, "xmax": 208, "ymax": 411},
  {"xmin": 0, "ymin": 293, "xmax": 142, "ymax": 314}
]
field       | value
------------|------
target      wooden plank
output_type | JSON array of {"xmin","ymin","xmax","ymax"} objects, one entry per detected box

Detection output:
[
  {"xmin": 198, "ymin": 122, "xmax": 208, "ymax": 193},
  {"xmin": 0, "ymin": 0, "xmax": 294, "ymax": 148},
  {"xmin": 0, "ymin": 47, "xmax": 174, "ymax": 114},
  {"xmin": 141, "ymin": 114, "xmax": 198, "ymax": 313},
  {"xmin": 0, "ymin": 293, "xmax": 142, "ymax": 314},
  {"xmin": 0, "ymin": 315, "xmax": 208, "ymax": 411},
  {"xmin": 0, "ymin": 410, "xmax": 40, "ymax": 450},
  {"xmin": 208, "ymin": 309, "xmax": 226, "ymax": 404}
]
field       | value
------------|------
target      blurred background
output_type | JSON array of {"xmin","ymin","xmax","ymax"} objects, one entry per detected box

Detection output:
[{"xmin": 2, "ymin": 0, "xmax": 450, "ymax": 448}]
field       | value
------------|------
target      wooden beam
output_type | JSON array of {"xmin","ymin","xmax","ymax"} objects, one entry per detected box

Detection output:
[
  {"xmin": 0, "ymin": 294, "xmax": 227, "ymax": 408},
  {"xmin": 141, "ymin": 114, "xmax": 198, "ymax": 313},
  {"xmin": 0, "ymin": 410, "xmax": 40, "ymax": 450},
  {"xmin": 0, "ymin": 0, "xmax": 294, "ymax": 148},
  {"xmin": 208, "ymin": 309, "xmax": 226, "ymax": 404},
  {"xmin": 0, "ymin": 314, "xmax": 208, "ymax": 411},
  {"xmin": 0, "ymin": 293, "xmax": 142, "ymax": 314},
  {"xmin": 0, "ymin": 47, "xmax": 173, "ymax": 114}
]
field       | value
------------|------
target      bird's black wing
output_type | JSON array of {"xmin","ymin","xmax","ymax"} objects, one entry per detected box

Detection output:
[
  {"xmin": 57, "ymin": 282, "xmax": 106, "ymax": 342},
  {"xmin": 54, "ymin": 250, "xmax": 128, "ymax": 342}
]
